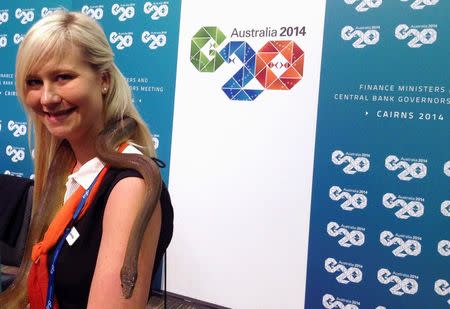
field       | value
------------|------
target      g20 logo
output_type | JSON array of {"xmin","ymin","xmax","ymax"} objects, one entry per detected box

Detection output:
[
  {"xmin": 380, "ymin": 230, "xmax": 422, "ymax": 258},
  {"xmin": 15, "ymin": 8, "xmax": 34, "ymax": 24},
  {"xmin": 382, "ymin": 193, "xmax": 424, "ymax": 219},
  {"xmin": 324, "ymin": 257, "xmax": 363, "ymax": 284},
  {"xmin": 378, "ymin": 268, "xmax": 418, "ymax": 296},
  {"xmin": 109, "ymin": 32, "xmax": 133, "ymax": 50},
  {"xmin": 341, "ymin": 26, "xmax": 379, "ymax": 48},
  {"xmin": 434, "ymin": 279, "xmax": 450, "ymax": 305},
  {"xmin": 400, "ymin": 0, "xmax": 439, "ymax": 10},
  {"xmin": 344, "ymin": 0, "xmax": 383, "ymax": 12},
  {"xmin": 331, "ymin": 150, "xmax": 370, "ymax": 174},
  {"xmin": 438, "ymin": 240, "xmax": 450, "ymax": 257},
  {"xmin": 112, "ymin": 4, "xmax": 135, "ymax": 22},
  {"xmin": 0, "ymin": 11, "xmax": 9, "ymax": 25},
  {"xmin": 8, "ymin": 120, "xmax": 27, "ymax": 137},
  {"xmin": 81, "ymin": 5, "xmax": 104, "ymax": 20},
  {"xmin": 5, "ymin": 145, "xmax": 26, "ymax": 163},
  {"xmin": 143, "ymin": 2, "xmax": 169, "ymax": 20},
  {"xmin": 0, "ymin": 35, "xmax": 7, "ymax": 48},
  {"xmin": 191, "ymin": 27, "xmax": 304, "ymax": 101},
  {"xmin": 152, "ymin": 136, "xmax": 160, "ymax": 150},
  {"xmin": 329, "ymin": 186, "xmax": 367, "ymax": 211},
  {"xmin": 444, "ymin": 161, "xmax": 450, "ymax": 177},
  {"xmin": 142, "ymin": 31, "xmax": 167, "ymax": 49},
  {"xmin": 13, "ymin": 34, "xmax": 24, "ymax": 45},
  {"xmin": 327, "ymin": 221, "xmax": 365, "ymax": 248},
  {"xmin": 385, "ymin": 155, "xmax": 427, "ymax": 181},
  {"xmin": 441, "ymin": 200, "xmax": 450, "ymax": 217},
  {"xmin": 395, "ymin": 24, "xmax": 437, "ymax": 48},
  {"xmin": 41, "ymin": 7, "xmax": 64, "ymax": 18},
  {"xmin": 322, "ymin": 294, "xmax": 359, "ymax": 309}
]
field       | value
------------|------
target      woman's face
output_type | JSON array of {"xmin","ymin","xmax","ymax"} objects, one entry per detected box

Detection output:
[{"xmin": 23, "ymin": 46, "xmax": 109, "ymax": 144}]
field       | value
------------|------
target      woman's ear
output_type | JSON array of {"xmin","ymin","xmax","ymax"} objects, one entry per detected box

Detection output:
[{"xmin": 100, "ymin": 71, "xmax": 111, "ymax": 94}]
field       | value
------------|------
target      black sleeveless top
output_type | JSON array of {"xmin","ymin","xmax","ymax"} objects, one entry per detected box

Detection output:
[{"xmin": 47, "ymin": 168, "xmax": 174, "ymax": 308}]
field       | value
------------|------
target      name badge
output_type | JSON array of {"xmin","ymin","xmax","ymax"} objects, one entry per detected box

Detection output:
[{"xmin": 66, "ymin": 227, "xmax": 80, "ymax": 246}]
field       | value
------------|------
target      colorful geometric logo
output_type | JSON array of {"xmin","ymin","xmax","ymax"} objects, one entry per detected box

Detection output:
[
  {"xmin": 190, "ymin": 27, "xmax": 226, "ymax": 72},
  {"xmin": 255, "ymin": 41, "xmax": 304, "ymax": 90},
  {"xmin": 219, "ymin": 41, "xmax": 262, "ymax": 100},
  {"xmin": 190, "ymin": 27, "xmax": 304, "ymax": 101}
]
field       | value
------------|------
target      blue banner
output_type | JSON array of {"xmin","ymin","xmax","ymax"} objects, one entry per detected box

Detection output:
[
  {"xmin": 306, "ymin": 1, "xmax": 449, "ymax": 308},
  {"xmin": 0, "ymin": 0, "xmax": 180, "ymax": 183},
  {"xmin": 73, "ymin": 0, "xmax": 180, "ymax": 182}
]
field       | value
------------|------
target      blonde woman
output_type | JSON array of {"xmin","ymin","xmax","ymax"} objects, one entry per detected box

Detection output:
[{"xmin": 0, "ymin": 11, "xmax": 173, "ymax": 308}]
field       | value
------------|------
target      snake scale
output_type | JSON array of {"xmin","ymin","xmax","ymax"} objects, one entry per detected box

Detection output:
[{"xmin": 0, "ymin": 117, "xmax": 162, "ymax": 307}]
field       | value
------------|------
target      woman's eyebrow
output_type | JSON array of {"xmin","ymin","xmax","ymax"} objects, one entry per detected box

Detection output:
[
  {"xmin": 25, "ymin": 73, "xmax": 40, "ymax": 79},
  {"xmin": 27, "ymin": 67, "xmax": 76, "ymax": 78}
]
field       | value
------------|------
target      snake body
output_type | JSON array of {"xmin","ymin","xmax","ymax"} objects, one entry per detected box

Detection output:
[
  {"xmin": 95, "ymin": 117, "xmax": 162, "ymax": 298},
  {"xmin": 0, "ymin": 117, "xmax": 161, "ymax": 307}
]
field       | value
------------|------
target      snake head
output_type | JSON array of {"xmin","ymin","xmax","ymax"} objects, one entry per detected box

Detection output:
[{"xmin": 120, "ymin": 265, "xmax": 137, "ymax": 299}]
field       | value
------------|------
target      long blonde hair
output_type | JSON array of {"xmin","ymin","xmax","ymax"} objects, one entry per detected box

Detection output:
[
  {"xmin": 7, "ymin": 11, "xmax": 155, "ymax": 304},
  {"xmin": 16, "ymin": 11, "xmax": 155, "ymax": 214}
]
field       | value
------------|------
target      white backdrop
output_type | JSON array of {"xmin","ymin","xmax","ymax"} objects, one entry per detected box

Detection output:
[{"xmin": 168, "ymin": 1, "xmax": 326, "ymax": 308}]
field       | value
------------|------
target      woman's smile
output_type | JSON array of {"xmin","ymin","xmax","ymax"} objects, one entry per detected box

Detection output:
[{"xmin": 44, "ymin": 106, "xmax": 78, "ymax": 122}]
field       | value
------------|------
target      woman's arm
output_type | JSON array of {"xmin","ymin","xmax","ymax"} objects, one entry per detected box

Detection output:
[{"xmin": 87, "ymin": 176, "xmax": 162, "ymax": 308}]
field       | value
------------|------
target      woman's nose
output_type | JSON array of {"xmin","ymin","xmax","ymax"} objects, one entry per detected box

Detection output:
[{"xmin": 40, "ymin": 84, "xmax": 61, "ymax": 106}]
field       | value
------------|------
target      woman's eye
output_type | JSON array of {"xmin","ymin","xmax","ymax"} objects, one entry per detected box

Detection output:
[
  {"xmin": 26, "ymin": 79, "xmax": 42, "ymax": 87},
  {"xmin": 56, "ymin": 74, "xmax": 73, "ymax": 81}
]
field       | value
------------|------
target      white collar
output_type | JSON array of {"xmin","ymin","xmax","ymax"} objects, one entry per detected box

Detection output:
[
  {"xmin": 67, "ymin": 157, "xmax": 105, "ymax": 191},
  {"xmin": 64, "ymin": 144, "xmax": 142, "ymax": 202}
]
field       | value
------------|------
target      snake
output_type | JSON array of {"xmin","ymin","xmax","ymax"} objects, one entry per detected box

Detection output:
[
  {"xmin": 0, "ymin": 116, "xmax": 162, "ymax": 307},
  {"xmin": 96, "ymin": 116, "xmax": 162, "ymax": 298}
]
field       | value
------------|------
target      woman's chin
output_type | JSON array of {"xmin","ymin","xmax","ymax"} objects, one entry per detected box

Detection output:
[{"xmin": 44, "ymin": 124, "xmax": 72, "ymax": 140}]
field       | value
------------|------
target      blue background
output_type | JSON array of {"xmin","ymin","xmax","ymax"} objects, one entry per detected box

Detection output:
[
  {"xmin": 0, "ymin": 0, "xmax": 180, "ymax": 183},
  {"xmin": 305, "ymin": 1, "xmax": 450, "ymax": 308}
]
